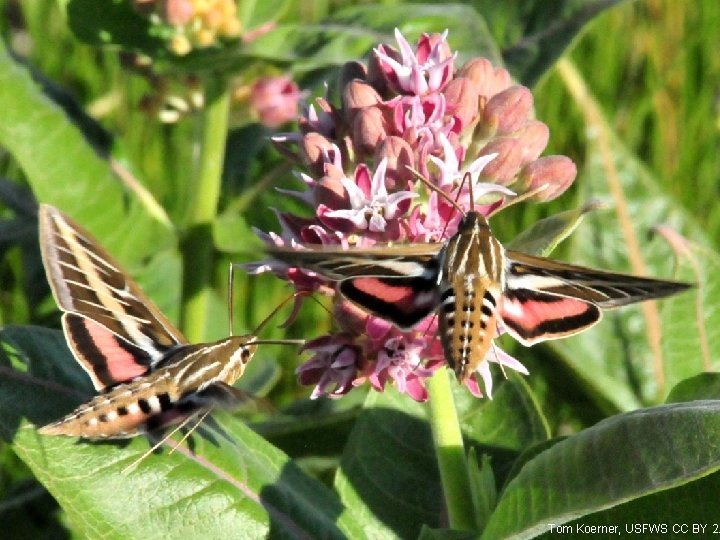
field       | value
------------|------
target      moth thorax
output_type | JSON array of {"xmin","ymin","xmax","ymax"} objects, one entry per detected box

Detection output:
[{"xmin": 439, "ymin": 275, "xmax": 499, "ymax": 383}]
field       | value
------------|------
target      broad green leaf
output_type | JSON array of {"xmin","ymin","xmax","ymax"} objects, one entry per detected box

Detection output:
[
  {"xmin": 482, "ymin": 401, "xmax": 720, "ymax": 539},
  {"xmin": 0, "ymin": 38, "xmax": 173, "ymax": 268},
  {"xmin": 62, "ymin": 0, "xmax": 164, "ymax": 55},
  {"xmin": 666, "ymin": 373, "xmax": 720, "ymax": 404},
  {"xmin": 542, "ymin": 469, "xmax": 720, "ymax": 538},
  {"xmin": 132, "ymin": 248, "xmax": 182, "ymax": 328},
  {"xmin": 240, "ymin": 5, "xmax": 502, "ymax": 73},
  {"xmin": 467, "ymin": 451, "xmax": 497, "ymax": 531},
  {"xmin": 335, "ymin": 388, "xmax": 442, "ymax": 540},
  {"xmin": 255, "ymin": 405, "xmax": 359, "ymax": 459},
  {"xmin": 474, "ymin": 0, "xmax": 629, "ymax": 85},
  {"xmin": 418, "ymin": 527, "xmax": 476, "ymax": 540},
  {"xmin": 213, "ymin": 210, "xmax": 264, "ymax": 255},
  {"xmin": 0, "ymin": 326, "xmax": 367, "ymax": 539},
  {"xmin": 660, "ymin": 240, "xmax": 720, "ymax": 391},
  {"xmin": 456, "ymin": 376, "xmax": 550, "ymax": 453},
  {"xmin": 507, "ymin": 201, "xmax": 602, "ymax": 256},
  {"xmin": 546, "ymin": 62, "xmax": 710, "ymax": 412}
]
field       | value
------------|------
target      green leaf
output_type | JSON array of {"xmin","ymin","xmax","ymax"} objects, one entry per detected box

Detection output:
[
  {"xmin": 418, "ymin": 527, "xmax": 476, "ymax": 540},
  {"xmin": 62, "ymin": 0, "xmax": 164, "ymax": 55},
  {"xmin": 467, "ymin": 451, "xmax": 497, "ymax": 531},
  {"xmin": 132, "ymin": 248, "xmax": 182, "ymax": 327},
  {"xmin": 0, "ymin": 326, "xmax": 367, "ymax": 539},
  {"xmin": 544, "ymin": 469, "xmax": 720, "ymax": 537},
  {"xmin": 482, "ymin": 401, "xmax": 720, "ymax": 539},
  {"xmin": 213, "ymin": 210, "xmax": 264, "ymax": 255},
  {"xmin": 0, "ymin": 38, "xmax": 173, "ymax": 268},
  {"xmin": 457, "ymin": 376, "xmax": 550, "ymax": 453},
  {"xmin": 660, "ymin": 240, "xmax": 720, "ymax": 392},
  {"xmin": 335, "ymin": 389, "xmax": 442, "ymax": 540},
  {"xmin": 666, "ymin": 373, "xmax": 720, "ymax": 404},
  {"xmin": 545, "ymin": 64, "xmax": 711, "ymax": 412},
  {"xmin": 507, "ymin": 201, "xmax": 603, "ymax": 256},
  {"xmin": 255, "ymin": 406, "xmax": 359, "ymax": 459},
  {"xmin": 239, "ymin": 4, "xmax": 502, "ymax": 74},
  {"xmin": 474, "ymin": 0, "xmax": 630, "ymax": 85}
]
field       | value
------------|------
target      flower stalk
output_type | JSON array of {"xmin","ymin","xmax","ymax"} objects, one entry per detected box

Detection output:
[
  {"xmin": 426, "ymin": 369, "xmax": 475, "ymax": 531},
  {"xmin": 181, "ymin": 77, "xmax": 230, "ymax": 342}
]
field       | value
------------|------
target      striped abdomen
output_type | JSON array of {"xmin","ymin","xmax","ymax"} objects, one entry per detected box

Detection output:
[
  {"xmin": 438, "ymin": 212, "xmax": 505, "ymax": 383},
  {"xmin": 39, "ymin": 336, "xmax": 256, "ymax": 439}
]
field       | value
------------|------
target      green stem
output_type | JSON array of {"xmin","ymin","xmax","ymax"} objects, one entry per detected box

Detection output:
[
  {"xmin": 426, "ymin": 369, "xmax": 475, "ymax": 531},
  {"xmin": 181, "ymin": 77, "xmax": 230, "ymax": 342}
]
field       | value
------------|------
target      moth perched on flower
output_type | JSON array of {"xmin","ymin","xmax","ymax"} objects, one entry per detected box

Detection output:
[{"xmin": 251, "ymin": 29, "xmax": 690, "ymax": 401}]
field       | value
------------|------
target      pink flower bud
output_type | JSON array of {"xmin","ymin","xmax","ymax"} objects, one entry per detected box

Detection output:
[
  {"xmin": 342, "ymin": 80, "xmax": 382, "ymax": 124},
  {"xmin": 374, "ymin": 136, "xmax": 415, "ymax": 189},
  {"xmin": 518, "ymin": 156, "xmax": 577, "ymax": 201},
  {"xmin": 314, "ymin": 175, "xmax": 350, "ymax": 210},
  {"xmin": 457, "ymin": 59, "xmax": 512, "ymax": 99},
  {"xmin": 165, "ymin": 0, "xmax": 194, "ymax": 25},
  {"xmin": 300, "ymin": 132, "xmax": 334, "ymax": 177},
  {"xmin": 515, "ymin": 120, "xmax": 549, "ymax": 164},
  {"xmin": 417, "ymin": 32, "xmax": 453, "ymax": 64},
  {"xmin": 351, "ymin": 106, "xmax": 388, "ymax": 158},
  {"xmin": 458, "ymin": 58, "xmax": 495, "ymax": 96},
  {"xmin": 443, "ymin": 77, "xmax": 480, "ymax": 132},
  {"xmin": 249, "ymin": 75, "xmax": 300, "ymax": 128},
  {"xmin": 370, "ymin": 43, "xmax": 402, "ymax": 93},
  {"xmin": 490, "ymin": 67, "xmax": 512, "ymax": 96},
  {"xmin": 339, "ymin": 61, "xmax": 368, "ymax": 90},
  {"xmin": 477, "ymin": 138, "xmax": 523, "ymax": 185},
  {"xmin": 483, "ymin": 86, "xmax": 533, "ymax": 136},
  {"xmin": 366, "ymin": 45, "xmax": 393, "ymax": 96}
]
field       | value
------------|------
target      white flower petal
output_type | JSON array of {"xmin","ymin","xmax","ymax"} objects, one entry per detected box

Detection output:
[
  {"xmin": 478, "ymin": 361, "xmax": 494, "ymax": 399},
  {"xmin": 324, "ymin": 208, "xmax": 369, "ymax": 229},
  {"xmin": 339, "ymin": 177, "xmax": 368, "ymax": 208},
  {"xmin": 371, "ymin": 158, "xmax": 389, "ymax": 197},
  {"xmin": 368, "ymin": 214, "xmax": 387, "ymax": 232},
  {"xmin": 491, "ymin": 347, "xmax": 529, "ymax": 375}
]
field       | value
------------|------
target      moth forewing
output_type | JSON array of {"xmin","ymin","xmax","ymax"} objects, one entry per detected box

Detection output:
[
  {"xmin": 266, "ymin": 242, "xmax": 443, "ymax": 280},
  {"xmin": 505, "ymin": 250, "xmax": 693, "ymax": 308},
  {"xmin": 39, "ymin": 204, "xmax": 186, "ymax": 365}
]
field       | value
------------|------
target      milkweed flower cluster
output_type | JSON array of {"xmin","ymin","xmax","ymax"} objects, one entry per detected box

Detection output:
[
  {"xmin": 252, "ymin": 29, "xmax": 577, "ymax": 401},
  {"xmin": 132, "ymin": 0, "xmax": 241, "ymax": 56}
]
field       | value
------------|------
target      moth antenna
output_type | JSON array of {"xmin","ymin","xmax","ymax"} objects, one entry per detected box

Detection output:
[
  {"xmin": 168, "ymin": 409, "xmax": 211, "ymax": 455},
  {"xmin": 406, "ymin": 166, "xmax": 466, "ymax": 217},
  {"xmin": 251, "ymin": 338, "xmax": 305, "ymax": 346},
  {"xmin": 490, "ymin": 343, "xmax": 507, "ymax": 379},
  {"xmin": 228, "ymin": 263, "xmax": 237, "ymax": 336},
  {"xmin": 465, "ymin": 171, "xmax": 475, "ymax": 213},
  {"xmin": 486, "ymin": 184, "xmax": 547, "ymax": 218},
  {"xmin": 122, "ymin": 414, "xmax": 197, "ymax": 474},
  {"xmin": 303, "ymin": 291, "xmax": 334, "ymax": 318}
]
